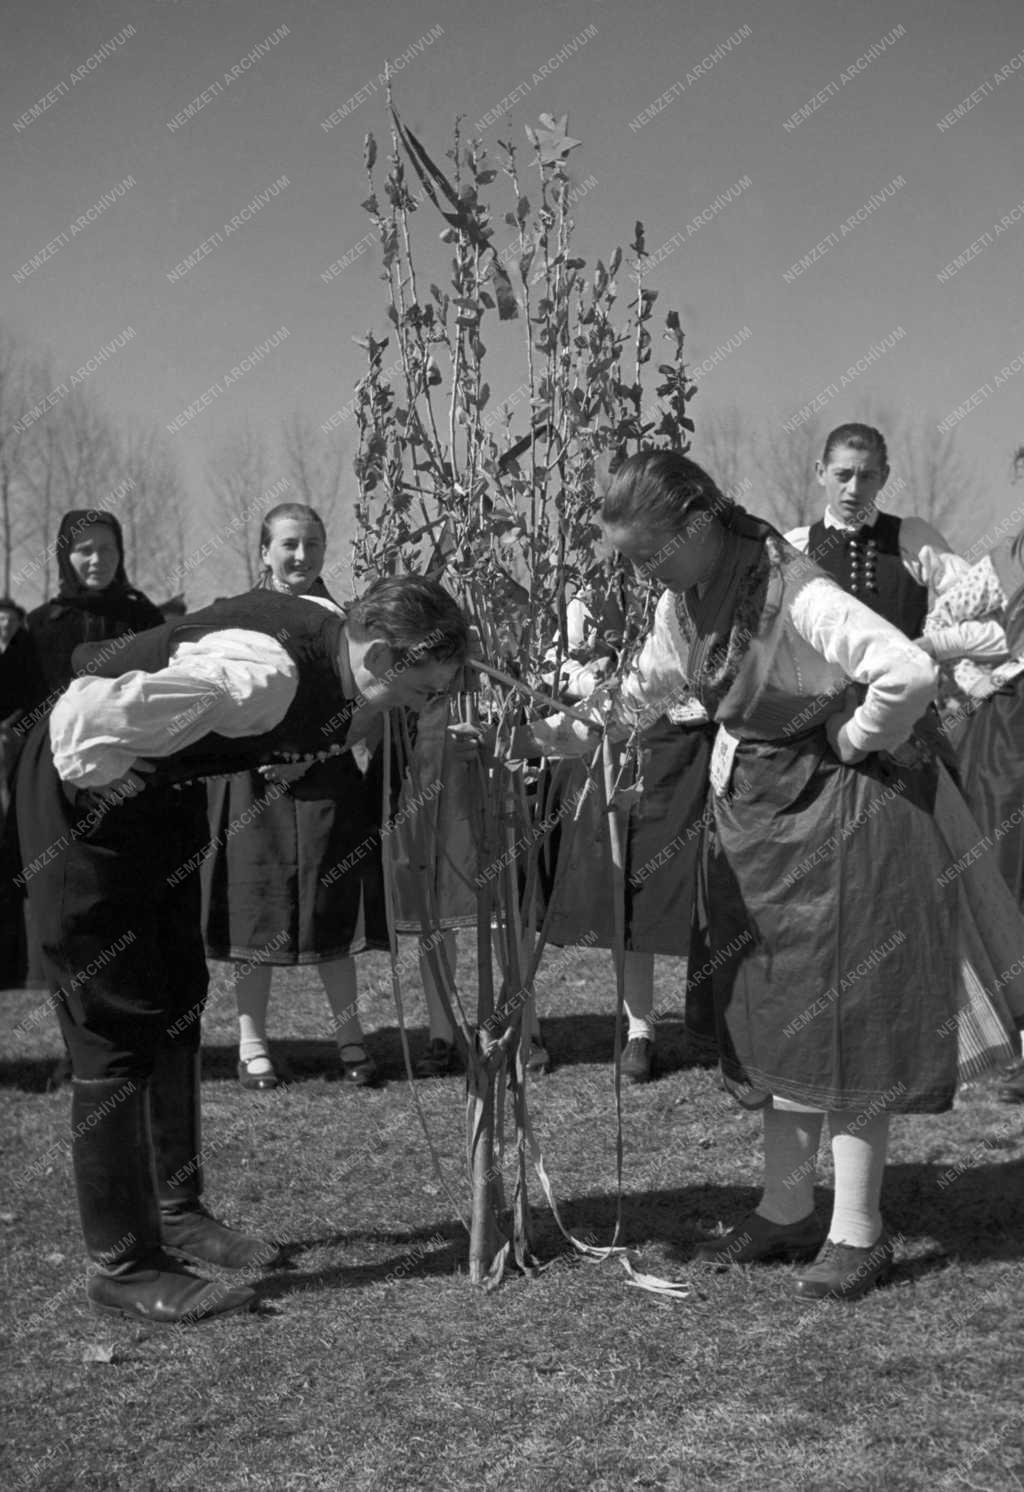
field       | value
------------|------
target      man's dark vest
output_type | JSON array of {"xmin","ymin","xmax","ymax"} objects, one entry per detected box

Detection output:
[
  {"xmin": 70, "ymin": 591, "xmax": 352, "ymax": 785},
  {"xmin": 807, "ymin": 512, "xmax": 928, "ymax": 638},
  {"xmin": 991, "ymin": 535, "xmax": 1024, "ymax": 655}
]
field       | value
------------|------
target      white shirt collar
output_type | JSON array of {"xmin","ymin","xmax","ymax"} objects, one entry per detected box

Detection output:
[{"xmin": 824, "ymin": 505, "xmax": 879, "ymax": 533}]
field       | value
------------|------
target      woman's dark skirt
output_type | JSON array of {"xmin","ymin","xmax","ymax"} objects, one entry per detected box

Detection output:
[
  {"xmin": 692, "ymin": 728, "xmax": 962, "ymax": 1114},
  {"xmin": 955, "ymin": 675, "xmax": 1024, "ymax": 909},
  {"xmin": 541, "ymin": 718, "xmax": 713, "ymax": 956},
  {"xmin": 201, "ymin": 752, "xmax": 389, "ymax": 965}
]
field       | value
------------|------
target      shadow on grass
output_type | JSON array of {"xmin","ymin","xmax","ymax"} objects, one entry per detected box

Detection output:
[
  {"xmin": 0, "ymin": 1017, "xmax": 713, "ymax": 1090},
  {"xmin": 197, "ymin": 1014, "xmax": 714, "ymax": 1084},
  {"xmin": 529, "ymin": 1164, "xmax": 1024, "ymax": 1266},
  {"xmin": 257, "ymin": 1218, "xmax": 469, "ymax": 1298},
  {"xmin": 254, "ymin": 1158, "xmax": 1024, "ymax": 1300}
]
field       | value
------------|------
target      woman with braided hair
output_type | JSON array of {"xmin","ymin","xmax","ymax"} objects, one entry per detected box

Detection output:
[{"xmin": 525, "ymin": 450, "xmax": 1024, "ymax": 1303}]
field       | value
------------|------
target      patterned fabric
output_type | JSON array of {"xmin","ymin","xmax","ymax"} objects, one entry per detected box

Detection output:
[
  {"xmin": 927, "ymin": 554, "xmax": 1007, "ymax": 631},
  {"xmin": 926, "ymin": 555, "xmax": 1024, "ymax": 700},
  {"xmin": 672, "ymin": 518, "xmax": 786, "ymax": 716},
  {"xmin": 601, "ymin": 555, "xmax": 936, "ymax": 757}
]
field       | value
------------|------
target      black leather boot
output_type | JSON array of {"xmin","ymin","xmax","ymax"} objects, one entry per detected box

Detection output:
[
  {"xmin": 72, "ymin": 1077, "xmax": 255, "ymax": 1322},
  {"xmin": 149, "ymin": 1044, "xmax": 279, "ymax": 1270}
]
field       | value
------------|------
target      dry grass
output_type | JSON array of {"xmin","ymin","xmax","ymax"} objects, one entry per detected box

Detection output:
[{"xmin": 2, "ymin": 950, "xmax": 1023, "ymax": 1492}]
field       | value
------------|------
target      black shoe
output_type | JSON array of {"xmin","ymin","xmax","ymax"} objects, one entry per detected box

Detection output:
[
  {"xmin": 997, "ymin": 1059, "xmax": 1024, "ymax": 1103},
  {"xmin": 339, "ymin": 1044, "xmax": 380, "ymax": 1087},
  {"xmin": 693, "ymin": 1210, "xmax": 825, "ymax": 1265},
  {"xmin": 526, "ymin": 1035, "xmax": 550, "ymax": 1075},
  {"xmin": 237, "ymin": 1055, "xmax": 279, "ymax": 1091},
  {"xmin": 88, "ymin": 1252, "xmax": 256, "ymax": 1323},
  {"xmin": 415, "ymin": 1038, "xmax": 456, "ymax": 1078},
  {"xmin": 620, "ymin": 1037, "xmax": 655, "ymax": 1084},
  {"xmin": 791, "ymin": 1229, "xmax": 895, "ymax": 1303},
  {"xmin": 161, "ymin": 1203, "xmax": 280, "ymax": 1270}
]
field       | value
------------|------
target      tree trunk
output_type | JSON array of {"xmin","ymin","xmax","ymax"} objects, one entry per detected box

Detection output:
[
  {"xmin": 1, "ymin": 462, "xmax": 11, "ymax": 596},
  {"xmin": 467, "ymin": 759, "xmax": 502, "ymax": 1284}
]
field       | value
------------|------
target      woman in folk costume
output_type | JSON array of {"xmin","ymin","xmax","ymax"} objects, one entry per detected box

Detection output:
[
  {"xmin": 526, "ymin": 451, "xmax": 1024, "ymax": 1302},
  {"xmin": 921, "ymin": 508, "xmax": 1024, "ymax": 1101},
  {"xmin": 201, "ymin": 504, "xmax": 389, "ymax": 1091},
  {"xmin": 540, "ymin": 577, "xmax": 714, "ymax": 1084},
  {"xmin": 25, "ymin": 509, "xmax": 165, "ymax": 701},
  {"xmin": 4, "ymin": 513, "xmax": 164, "ymax": 1000},
  {"xmin": 15, "ymin": 574, "xmax": 468, "ymax": 1323}
]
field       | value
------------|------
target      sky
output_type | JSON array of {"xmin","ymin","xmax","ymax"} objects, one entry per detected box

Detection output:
[{"xmin": 3, "ymin": 0, "xmax": 1023, "ymax": 603}]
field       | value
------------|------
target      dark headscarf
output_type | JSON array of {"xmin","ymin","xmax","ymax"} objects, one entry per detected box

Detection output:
[
  {"xmin": 54, "ymin": 509, "xmax": 141, "ymax": 613},
  {"xmin": 0, "ymin": 598, "xmax": 26, "ymax": 622},
  {"xmin": 26, "ymin": 510, "xmax": 165, "ymax": 700}
]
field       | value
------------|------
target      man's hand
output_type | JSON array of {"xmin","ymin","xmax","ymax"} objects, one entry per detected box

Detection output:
[{"xmin": 88, "ymin": 759, "xmax": 158, "ymax": 804}]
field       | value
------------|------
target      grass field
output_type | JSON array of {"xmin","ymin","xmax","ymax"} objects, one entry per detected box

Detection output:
[{"xmin": 2, "ymin": 949, "xmax": 1023, "ymax": 1492}]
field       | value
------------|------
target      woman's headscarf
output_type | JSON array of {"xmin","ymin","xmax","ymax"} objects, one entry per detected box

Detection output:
[{"xmin": 54, "ymin": 509, "xmax": 138, "ymax": 612}]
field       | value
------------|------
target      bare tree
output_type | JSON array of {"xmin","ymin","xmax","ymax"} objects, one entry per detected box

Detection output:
[
  {"xmin": 0, "ymin": 324, "xmax": 193, "ymax": 608},
  {"xmin": 115, "ymin": 426, "xmax": 188, "ymax": 601},
  {"xmin": 691, "ymin": 403, "xmax": 753, "ymax": 505},
  {"xmin": 759, "ymin": 418, "xmax": 826, "ymax": 532},
  {"xmin": 280, "ymin": 413, "xmax": 355, "ymax": 594},
  {"xmin": 0, "ymin": 329, "xmax": 45, "ymax": 597},
  {"xmin": 205, "ymin": 424, "xmax": 272, "ymax": 593},
  {"xmin": 883, "ymin": 423, "xmax": 978, "ymax": 545},
  {"xmin": 838, "ymin": 397, "xmax": 983, "ymax": 550},
  {"xmin": 48, "ymin": 388, "xmax": 120, "ymax": 513},
  {"xmin": 19, "ymin": 413, "xmax": 63, "ymax": 599}
]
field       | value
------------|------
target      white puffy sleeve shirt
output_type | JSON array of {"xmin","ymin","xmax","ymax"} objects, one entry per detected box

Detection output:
[{"xmin": 49, "ymin": 630, "xmax": 299, "ymax": 788}]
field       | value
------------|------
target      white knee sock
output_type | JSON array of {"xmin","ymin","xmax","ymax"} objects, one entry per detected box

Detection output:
[
  {"xmin": 623, "ymin": 952, "xmax": 655, "ymax": 1042},
  {"xmin": 827, "ymin": 1109, "xmax": 890, "ymax": 1247},
  {"xmin": 756, "ymin": 1104, "xmax": 824, "ymax": 1225},
  {"xmin": 236, "ymin": 964, "xmax": 273, "ymax": 1067}
]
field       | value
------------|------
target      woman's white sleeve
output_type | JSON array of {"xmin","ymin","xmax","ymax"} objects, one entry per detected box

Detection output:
[
  {"xmin": 790, "ymin": 579, "xmax": 937, "ymax": 754},
  {"xmin": 614, "ymin": 590, "xmax": 694, "ymax": 726}
]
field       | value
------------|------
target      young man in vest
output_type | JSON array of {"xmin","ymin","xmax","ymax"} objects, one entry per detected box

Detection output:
[{"xmin": 16, "ymin": 577, "xmax": 468, "ymax": 1324}]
